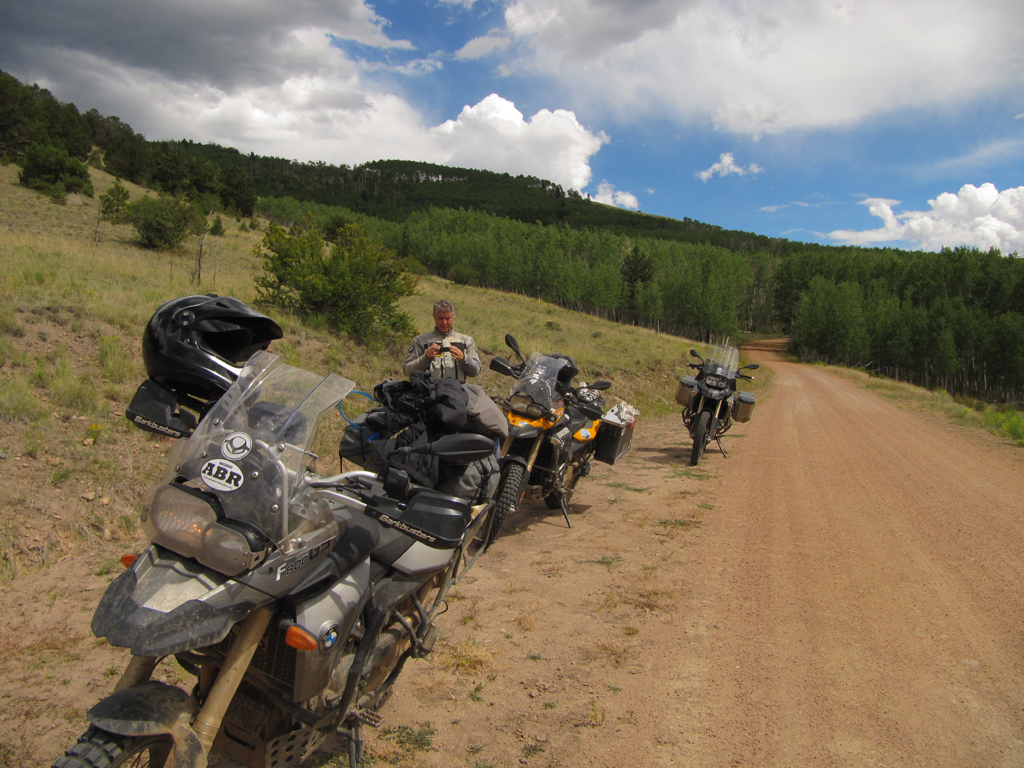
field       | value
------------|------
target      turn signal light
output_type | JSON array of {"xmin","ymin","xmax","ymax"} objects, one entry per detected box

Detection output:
[
  {"xmin": 121, "ymin": 554, "xmax": 138, "ymax": 568},
  {"xmin": 285, "ymin": 625, "xmax": 319, "ymax": 651}
]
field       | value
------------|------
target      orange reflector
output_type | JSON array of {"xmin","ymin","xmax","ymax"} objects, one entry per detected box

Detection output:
[
  {"xmin": 121, "ymin": 554, "xmax": 138, "ymax": 568},
  {"xmin": 285, "ymin": 625, "xmax": 319, "ymax": 651}
]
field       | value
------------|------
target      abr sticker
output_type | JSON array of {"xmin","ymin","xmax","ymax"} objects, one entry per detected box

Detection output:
[{"xmin": 200, "ymin": 459, "xmax": 244, "ymax": 492}]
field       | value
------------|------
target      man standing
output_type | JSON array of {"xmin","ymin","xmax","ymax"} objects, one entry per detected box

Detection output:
[{"xmin": 404, "ymin": 299, "xmax": 481, "ymax": 383}]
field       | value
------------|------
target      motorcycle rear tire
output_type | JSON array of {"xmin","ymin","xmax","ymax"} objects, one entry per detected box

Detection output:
[
  {"xmin": 53, "ymin": 726, "xmax": 172, "ymax": 768},
  {"xmin": 487, "ymin": 463, "xmax": 525, "ymax": 547},
  {"xmin": 690, "ymin": 411, "xmax": 711, "ymax": 466}
]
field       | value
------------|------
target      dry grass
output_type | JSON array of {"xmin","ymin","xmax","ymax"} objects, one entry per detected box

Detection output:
[
  {"xmin": 514, "ymin": 612, "xmax": 536, "ymax": 631},
  {"xmin": 438, "ymin": 639, "xmax": 493, "ymax": 674},
  {"xmin": 588, "ymin": 640, "xmax": 630, "ymax": 667}
]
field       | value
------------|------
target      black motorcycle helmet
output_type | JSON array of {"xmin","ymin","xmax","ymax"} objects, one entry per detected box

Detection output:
[
  {"xmin": 142, "ymin": 294, "xmax": 283, "ymax": 400},
  {"xmin": 548, "ymin": 354, "xmax": 579, "ymax": 391}
]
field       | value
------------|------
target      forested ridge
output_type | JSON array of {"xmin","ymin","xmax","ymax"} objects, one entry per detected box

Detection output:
[{"xmin": 3, "ymin": 68, "xmax": 1023, "ymax": 402}]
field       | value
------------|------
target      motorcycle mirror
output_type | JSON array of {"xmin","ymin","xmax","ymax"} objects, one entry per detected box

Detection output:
[
  {"xmin": 504, "ymin": 334, "xmax": 523, "ymax": 360},
  {"xmin": 744, "ymin": 363, "xmax": 760, "ymax": 370},
  {"xmin": 489, "ymin": 357, "xmax": 515, "ymax": 376},
  {"xmin": 689, "ymin": 348, "xmax": 702, "ymax": 359},
  {"xmin": 585, "ymin": 380, "xmax": 612, "ymax": 391}
]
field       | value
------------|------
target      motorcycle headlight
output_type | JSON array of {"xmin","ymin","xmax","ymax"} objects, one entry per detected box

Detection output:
[
  {"xmin": 141, "ymin": 484, "xmax": 267, "ymax": 577},
  {"xmin": 705, "ymin": 375, "xmax": 727, "ymax": 389},
  {"xmin": 510, "ymin": 394, "xmax": 544, "ymax": 418}
]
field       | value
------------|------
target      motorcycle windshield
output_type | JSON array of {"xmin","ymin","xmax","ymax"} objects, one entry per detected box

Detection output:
[
  {"xmin": 511, "ymin": 352, "xmax": 567, "ymax": 410},
  {"xmin": 160, "ymin": 350, "xmax": 356, "ymax": 546},
  {"xmin": 705, "ymin": 345, "xmax": 740, "ymax": 379}
]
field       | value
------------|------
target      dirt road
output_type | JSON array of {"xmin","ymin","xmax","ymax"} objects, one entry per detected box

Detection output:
[
  {"xmin": 7, "ymin": 339, "xmax": 1024, "ymax": 767},
  {"xmin": 370, "ymin": 338, "xmax": 1024, "ymax": 767}
]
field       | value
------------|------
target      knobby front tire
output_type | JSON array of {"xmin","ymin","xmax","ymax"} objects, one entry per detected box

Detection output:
[
  {"xmin": 487, "ymin": 463, "xmax": 525, "ymax": 547},
  {"xmin": 53, "ymin": 727, "xmax": 173, "ymax": 768},
  {"xmin": 690, "ymin": 411, "xmax": 711, "ymax": 466}
]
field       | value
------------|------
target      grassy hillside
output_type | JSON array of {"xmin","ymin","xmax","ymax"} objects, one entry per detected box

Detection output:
[{"xmin": 0, "ymin": 162, "xmax": 770, "ymax": 579}]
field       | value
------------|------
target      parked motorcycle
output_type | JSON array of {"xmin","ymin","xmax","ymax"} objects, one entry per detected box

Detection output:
[
  {"xmin": 54, "ymin": 350, "xmax": 499, "ymax": 768},
  {"xmin": 487, "ymin": 334, "xmax": 634, "ymax": 540},
  {"xmin": 677, "ymin": 344, "xmax": 758, "ymax": 466}
]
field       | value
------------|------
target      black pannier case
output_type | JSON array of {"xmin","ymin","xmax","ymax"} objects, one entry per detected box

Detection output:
[{"xmin": 594, "ymin": 418, "xmax": 635, "ymax": 465}]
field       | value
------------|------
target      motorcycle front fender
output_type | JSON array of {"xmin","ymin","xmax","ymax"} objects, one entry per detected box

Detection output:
[
  {"xmin": 507, "ymin": 423, "xmax": 542, "ymax": 440},
  {"xmin": 93, "ymin": 561, "xmax": 268, "ymax": 655},
  {"xmin": 87, "ymin": 681, "xmax": 207, "ymax": 768}
]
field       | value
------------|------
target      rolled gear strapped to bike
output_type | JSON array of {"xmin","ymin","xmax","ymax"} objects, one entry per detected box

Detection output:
[{"xmin": 339, "ymin": 372, "xmax": 500, "ymax": 505}]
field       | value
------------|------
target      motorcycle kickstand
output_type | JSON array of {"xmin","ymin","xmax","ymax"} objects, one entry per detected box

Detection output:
[
  {"xmin": 559, "ymin": 496, "xmax": 573, "ymax": 528},
  {"xmin": 716, "ymin": 437, "xmax": 728, "ymax": 458}
]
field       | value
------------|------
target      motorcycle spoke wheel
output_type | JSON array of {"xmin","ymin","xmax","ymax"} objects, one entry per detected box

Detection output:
[
  {"xmin": 53, "ymin": 727, "xmax": 172, "ymax": 768},
  {"xmin": 690, "ymin": 411, "xmax": 711, "ymax": 467},
  {"xmin": 487, "ymin": 463, "xmax": 525, "ymax": 547}
]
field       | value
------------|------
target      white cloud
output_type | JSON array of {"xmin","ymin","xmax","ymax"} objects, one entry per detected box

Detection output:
[
  {"xmin": 828, "ymin": 184, "xmax": 1024, "ymax": 254},
  {"xmin": 455, "ymin": 34, "xmax": 511, "ymax": 60},
  {"xmin": 430, "ymin": 94, "xmax": 608, "ymax": 190},
  {"xmin": 0, "ymin": 5, "xmax": 610, "ymax": 190},
  {"xmin": 697, "ymin": 153, "xmax": 763, "ymax": 182},
  {"xmin": 500, "ymin": 0, "xmax": 1023, "ymax": 135},
  {"xmin": 591, "ymin": 181, "xmax": 639, "ymax": 210},
  {"xmin": 919, "ymin": 138, "xmax": 1024, "ymax": 176}
]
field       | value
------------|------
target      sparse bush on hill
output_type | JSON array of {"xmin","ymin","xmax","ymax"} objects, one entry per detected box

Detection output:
[
  {"xmin": 124, "ymin": 195, "xmax": 206, "ymax": 249},
  {"xmin": 209, "ymin": 214, "xmax": 225, "ymax": 236},
  {"xmin": 17, "ymin": 141, "xmax": 94, "ymax": 200},
  {"xmin": 254, "ymin": 213, "xmax": 416, "ymax": 343},
  {"xmin": 99, "ymin": 180, "xmax": 129, "ymax": 218}
]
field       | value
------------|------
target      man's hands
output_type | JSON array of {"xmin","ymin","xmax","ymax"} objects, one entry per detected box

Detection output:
[{"xmin": 426, "ymin": 342, "xmax": 465, "ymax": 361}]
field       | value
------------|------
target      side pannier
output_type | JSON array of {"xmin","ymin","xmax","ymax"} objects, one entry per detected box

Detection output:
[{"xmin": 733, "ymin": 391, "xmax": 755, "ymax": 423}]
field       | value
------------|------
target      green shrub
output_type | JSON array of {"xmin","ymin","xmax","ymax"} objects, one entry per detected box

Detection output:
[
  {"xmin": 396, "ymin": 256, "xmax": 428, "ymax": 275},
  {"xmin": 51, "ymin": 358, "xmax": 100, "ymax": 413},
  {"xmin": 99, "ymin": 180, "xmax": 130, "ymax": 219},
  {"xmin": 0, "ymin": 374, "xmax": 47, "ymax": 422},
  {"xmin": 449, "ymin": 263, "xmax": 481, "ymax": 286},
  {"xmin": 18, "ymin": 141, "xmax": 94, "ymax": 199},
  {"xmin": 254, "ymin": 214, "xmax": 417, "ymax": 343},
  {"xmin": 124, "ymin": 195, "xmax": 206, "ymax": 249},
  {"xmin": 98, "ymin": 336, "xmax": 134, "ymax": 383},
  {"xmin": 209, "ymin": 214, "xmax": 225, "ymax": 236}
]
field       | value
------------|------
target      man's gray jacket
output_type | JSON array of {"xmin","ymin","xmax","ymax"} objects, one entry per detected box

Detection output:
[{"xmin": 403, "ymin": 328, "xmax": 481, "ymax": 383}]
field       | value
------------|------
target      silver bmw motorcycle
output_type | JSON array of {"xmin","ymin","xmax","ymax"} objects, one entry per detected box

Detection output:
[{"xmin": 54, "ymin": 351, "xmax": 497, "ymax": 768}]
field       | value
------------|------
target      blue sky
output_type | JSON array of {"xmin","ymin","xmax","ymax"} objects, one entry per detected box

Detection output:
[{"xmin": 2, "ymin": 0, "xmax": 1023, "ymax": 253}]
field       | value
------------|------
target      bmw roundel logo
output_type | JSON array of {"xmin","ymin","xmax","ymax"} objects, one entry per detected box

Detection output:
[
  {"xmin": 222, "ymin": 432, "xmax": 253, "ymax": 460},
  {"xmin": 321, "ymin": 625, "xmax": 339, "ymax": 650}
]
